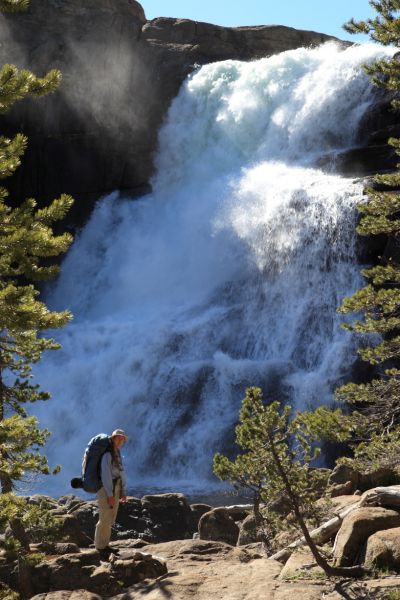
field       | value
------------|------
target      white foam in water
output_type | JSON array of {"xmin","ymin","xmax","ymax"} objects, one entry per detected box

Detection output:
[{"xmin": 32, "ymin": 42, "xmax": 392, "ymax": 496}]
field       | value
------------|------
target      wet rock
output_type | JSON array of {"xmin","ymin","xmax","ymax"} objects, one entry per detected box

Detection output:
[
  {"xmin": 334, "ymin": 144, "xmax": 397, "ymax": 177},
  {"xmin": 0, "ymin": 0, "xmax": 338, "ymax": 226}
]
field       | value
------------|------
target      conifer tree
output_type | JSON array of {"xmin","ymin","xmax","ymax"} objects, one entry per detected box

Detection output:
[
  {"xmin": 334, "ymin": 0, "xmax": 400, "ymax": 472},
  {"xmin": 0, "ymin": 0, "xmax": 73, "ymax": 495},
  {"xmin": 213, "ymin": 388, "xmax": 363, "ymax": 577}
]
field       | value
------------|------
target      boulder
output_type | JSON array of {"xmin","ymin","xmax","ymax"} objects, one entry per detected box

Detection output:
[
  {"xmin": 328, "ymin": 465, "xmax": 400, "ymax": 495},
  {"xmin": 358, "ymin": 468, "xmax": 400, "ymax": 491},
  {"xmin": 363, "ymin": 527, "xmax": 400, "ymax": 569},
  {"xmin": 141, "ymin": 493, "xmax": 192, "ymax": 541},
  {"xmin": 334, "ymin": 507, "xmax": 400, "ymax": 567},
  {"xmin": 237, "ymin": 514, "xmax": 264, "ymax": 546},
  {"xmin": 110, "ymin": 553, "xmax": 167, "ymax": 585},
  {"xmin": 30, "ymin": 548, "xmax": 167, "ymax": 596},
  {"xmin": 32, "ymin": 542, "xmax": 80, "ymax": 555},
  {"xmin": 32, "ymin": 550, "xmax": 100, "ymax": 595},
  {"xmin": 65, "ymin": 501, "xmax": 97, "ymax": 542},
  {"xmin": 329, "ymin": 481, "xmax": 356, "ymax": 497},
  {"xmin": 224, "ymin": 505, "xmax": 252, "ymax": 521},
  {"xmin": 336, "ymin": 144, "xmax": 397, "ymax": 177},
  {"xmin": 114, "ymin": 496, "xmax": 150, "ymax": 540},
  {"xmin": 328, "ymin": 464, "xmax": 359, "ymax": 488},
  {"xmin": 198, "ymin": 508, "xmax": 240, "ymax": 546},
  {"xmin": 55, "ymin": 514, "xmax": 92, "ymax": 547},
  {"xmin": 188, "ymin": 503, "xmax": 212, "ymax": 533},
  {"xmin": 109, "ymin": 538, "xmax": 150, "ymax": 550}
]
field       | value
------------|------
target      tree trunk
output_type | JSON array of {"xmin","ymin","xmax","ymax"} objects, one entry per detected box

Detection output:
[
  {"xmin": 266, "ymin": 432, "xmax": 368, "ymax": 576},
  {"xmin": 0, "ymin": 367, "xmax": 12, "ymax": 493},
  {"xmin": 269, "ymin": 486, "xmax": 400, "ymax": 564},
  {"xmin": 270, "ymin": 498, "xmax": 364, "ymax": 562},
  {"xmin": 10, "ymin": 518, "xmax": 30, "ymax": 552},
  {"xmin": 17, "ymin": 556, "xmax": 33, "ymax": 600}
]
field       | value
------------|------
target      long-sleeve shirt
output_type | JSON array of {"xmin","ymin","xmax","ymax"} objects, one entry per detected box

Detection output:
[{"xmin": 100, "ymin": 451, "xmax": 127, "ymax": 497}]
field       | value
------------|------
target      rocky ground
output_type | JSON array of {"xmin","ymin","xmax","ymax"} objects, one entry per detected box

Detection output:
[
  {"xmin": 3, "ymin": 465, "xmax": 400, "ymax": 598},
  {"xmin": 16, "ymin": 539, "xmax": 400, "ymax": 600}
]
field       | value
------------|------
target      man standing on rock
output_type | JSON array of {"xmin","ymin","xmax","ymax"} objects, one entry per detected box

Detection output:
[{"xmin": 95, "ymin": 429, "xmax": 128, "ymax": 559}]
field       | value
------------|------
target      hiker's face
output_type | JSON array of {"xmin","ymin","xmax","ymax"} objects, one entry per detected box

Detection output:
[{"xmin": 113, "ymin": 435, "xmax": 126, "ymax": 449}]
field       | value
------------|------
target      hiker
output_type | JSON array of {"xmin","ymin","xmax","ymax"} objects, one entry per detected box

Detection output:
[{"xmin": 94, "ymin": 428, "xmax": 128, "ymax": 558}]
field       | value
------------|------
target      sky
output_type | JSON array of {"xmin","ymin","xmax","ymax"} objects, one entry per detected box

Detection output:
[{"xmin": 141, "ymin": 1, "xmax": 377, "ymax": 43}]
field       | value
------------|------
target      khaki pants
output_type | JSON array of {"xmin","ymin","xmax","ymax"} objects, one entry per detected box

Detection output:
[{"xmin": 94, "ymin": 480, "xmax": 121, "ymax": 550}]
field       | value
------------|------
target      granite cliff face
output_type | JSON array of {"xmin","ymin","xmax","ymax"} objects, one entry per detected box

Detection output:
[{"xmin": 0, "ymin": 0, "xmax": 340, "ymax": 224}]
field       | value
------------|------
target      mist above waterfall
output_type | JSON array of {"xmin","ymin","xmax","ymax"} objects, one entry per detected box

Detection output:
[{"xmin": 33, "ymin": 42, "xmax": 391, "ymax": 496}]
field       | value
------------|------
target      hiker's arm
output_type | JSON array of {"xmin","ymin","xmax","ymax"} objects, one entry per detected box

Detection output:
[{"xmin": 100, "ymin": 452, "xmax": 114, "ymax": 499}]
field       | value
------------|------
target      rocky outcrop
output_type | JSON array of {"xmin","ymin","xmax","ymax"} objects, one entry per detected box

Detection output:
[
  {"xmin": 28, "ymin": 539, "xmax": 400, "ymax": 600},
  {"xmin": 0, "ymin": 0, "xmax": 337, "ymax": 225},
  {"xmin": 1, "ymin": 547, "xmax": 167, "ymax": 598},
  {"xmin": 7, "ymin": 486, "xmax": 400, "ymax": 598},
  {"xmin": 328, "ymin": 464, "xmax": 400, "ymax": 496},
  {"xmin": 55, "ymin": 492, "xmax": 197, "ymax": 544},
  {"xmin": 333, "ymin": 507, "xmax": 400, "ymax": 567}
]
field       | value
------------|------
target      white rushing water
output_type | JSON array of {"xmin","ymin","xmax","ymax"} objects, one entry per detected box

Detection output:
[{"xmin": 33, "ymin": 42, "xmax": 391, "ymax": 495}]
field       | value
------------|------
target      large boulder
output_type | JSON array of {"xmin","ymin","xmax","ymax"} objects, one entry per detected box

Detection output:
[
  {"xmin": 334, "ymin": 507, "xmax": 400, "ymax": 567},
  {"xmin": 363, "ymin": 527, "xmax": 400, "ymax": 569},
  {"xmin": 56, "ymin": 493, "xmax": 202, "ymax": 544},
  {"xmin": 328, "ymin": 464, "xmax": 359, "ymax": 493},
  {"xmin": 198, "ymin": 507, "xmax": 240, "ymax": 546},
  {"xmin": 30, "ymin": 548, "xmax": 167, "ymax": 596},
  {"xmin": 0, "ymin": 0, "xmax": 337, "ymax": 226},
  {"xmin": 114, "ymin": 496, "xmax": 150, "ymax": 540},
  {"xmin": 55, "ymin": 514, "xmax": 92, "ymax": 547},
  {"xmin": 66, "ymin": 500, "xmax": 98, "ymax": 542},
  {"xmin": 141, "ymin": 493, "xmax": 192, "ymax": 541}
]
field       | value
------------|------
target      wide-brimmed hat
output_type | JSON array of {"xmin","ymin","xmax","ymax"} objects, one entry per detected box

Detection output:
[{"xmin": 111, "ymin": 428, "xmax": 129, "ymax": 441}]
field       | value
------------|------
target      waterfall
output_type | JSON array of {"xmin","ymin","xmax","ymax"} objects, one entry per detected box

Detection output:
[{"xmin": 33, "ymin": 42, "xmax": 391, "ymax": 495}]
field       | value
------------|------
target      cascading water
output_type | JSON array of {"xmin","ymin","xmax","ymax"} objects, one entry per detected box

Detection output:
[{"xmin": 33, "ymin": 42, "xmax": 392, "ymax": 496}]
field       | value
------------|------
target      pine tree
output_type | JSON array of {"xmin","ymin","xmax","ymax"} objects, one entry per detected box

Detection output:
[
  {"xmin": 0, "ymin": 0, "xmax": 73, "ymax": 495},
  {"xmin": 334, "ymin": 1, "xmax": 400, "ymax": 472},
  {"xmin": 213, "ymin": 388, "xmax": 363, "ymax": 577}
]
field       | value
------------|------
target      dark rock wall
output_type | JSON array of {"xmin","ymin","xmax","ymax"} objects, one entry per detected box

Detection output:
[{"xmin": 0, "ymin": 0, "xmax": 338, "ymax": 226}]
